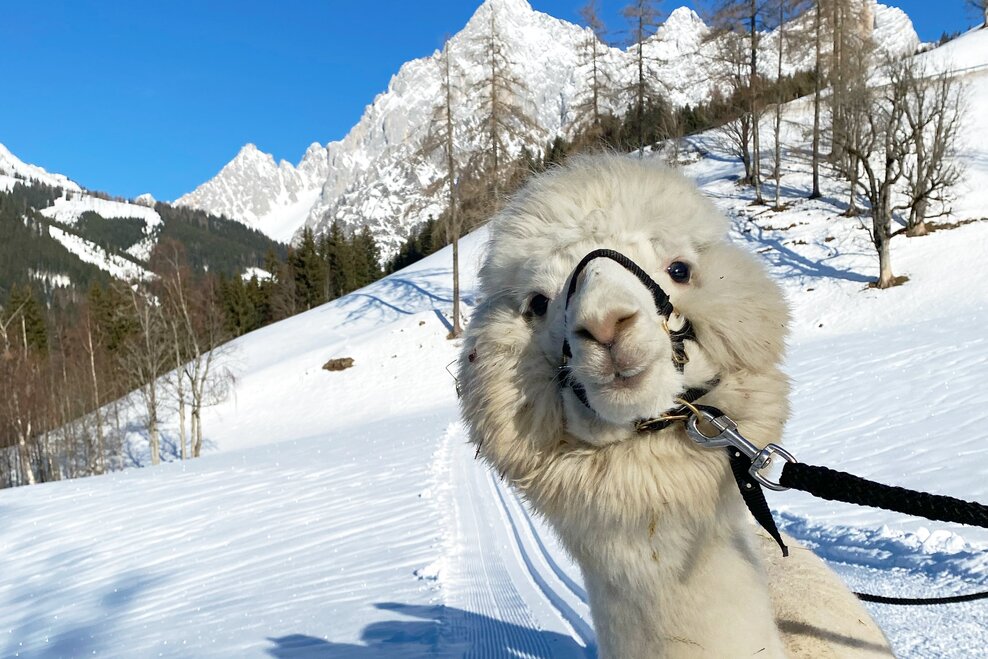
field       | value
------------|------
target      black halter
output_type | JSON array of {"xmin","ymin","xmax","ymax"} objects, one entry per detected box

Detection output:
[
  {"xmin": 557, "ymin": 249, "xmax": 713, "ymax": 431},
  {"xmin": 555, "ymin": 249, "xmax": 786, "ymax": 554}
]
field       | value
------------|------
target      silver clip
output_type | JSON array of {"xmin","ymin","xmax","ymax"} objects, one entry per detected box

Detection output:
[{"xmin": 685, "ymin": 410, "xmax": 797, "ymax": 491}]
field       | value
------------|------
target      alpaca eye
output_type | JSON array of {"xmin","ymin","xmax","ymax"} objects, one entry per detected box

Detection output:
[
  {"xmin": 667, "ymin": 261, "xmax": 691, "ymax": 284},
  {"xmin": 524, "ymin": 293, "xmax": 551, "ymax": 318}
]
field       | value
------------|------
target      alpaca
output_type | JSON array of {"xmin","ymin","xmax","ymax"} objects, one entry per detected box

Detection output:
[{"xmin": 458, "ymin": 155, "xmax": 893, "ymax": 658}]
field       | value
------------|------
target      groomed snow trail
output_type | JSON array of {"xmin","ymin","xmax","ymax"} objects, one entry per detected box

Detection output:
[{"xmin": 436, "ymin": 423, "xmax": 595, "ymax": 658}]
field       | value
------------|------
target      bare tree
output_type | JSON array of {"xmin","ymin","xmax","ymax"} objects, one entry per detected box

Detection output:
[
  {"xmin": 836, "ymin": 57, "xmax": 912, "ymax": 289},
  {"xmin": 420, "ymin": 40, "xmax": 465, "ymax": 339},
  {"xmin": 768, "ymin": 0, "xmax": 812, "ymax": 208},
  {"xmin": 118, "ymin": 283, "xmax": 170, "ymax": 465},
  {"xmin": 442, "ymin": 45, "xmax": 464, "ymax": 339},
  {"xmin": 902, "ymin": 67, "xmax": 965, "ymax": 236},
  {"xmin": 709, "ymin": 28, "xmax": 756, "ymax": 182},
  {"xmin": 808, "ymin": 0, "xmax": 825, "ymax": 198},
  {"xmin": 155, "ymin": 244, "xmax": 232, "ymax": 458},
  {"xmin": 622, "ymin": 0, "xmax": 665, "ymax": 157},
  {"xmin": 829, "ymin": 0, "xmax": 874, "ymax": 165},
  {"xmin": 831, "ymin": 28, "xmax": 874, "ymax": 217},
  {"xmin": 81, "ymin": 310, "xmax": 107, "ymax": 473},
  {"xmin": 475, "ymin": 3, "xmax": 537, "ymax": 205},
  {"xmin": 708, "ymin": 0, "xmax": 772, "ymax": 201},
  {"xmin": 0, "ymin": 302, "xmax": 38, "ymax": 485}
]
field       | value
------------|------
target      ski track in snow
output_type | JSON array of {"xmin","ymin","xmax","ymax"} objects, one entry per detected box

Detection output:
[{"xmin": 438, "ymin": 423, "xmax": 593, "ymax": 658}]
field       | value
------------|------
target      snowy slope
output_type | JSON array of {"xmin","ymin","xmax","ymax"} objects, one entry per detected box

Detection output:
[
  {"xmin": 3, "ymin": 25, "xmax": 988, "ymax": 659},
  {"xmin": 0, "ymin": 142, "xmax": 81, "ymax": 193},
  {"xmin": 177, "ymin": 0, "xmax": 918, "ymax": 258}
]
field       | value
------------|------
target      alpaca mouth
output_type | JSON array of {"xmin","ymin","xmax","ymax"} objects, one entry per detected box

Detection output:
[
  {"xmin": 607, "ymin": 364, "xmax": 650, "ymax": 389},
  {"xmin": 562, "ymin": 363, "xmax": 683, "ymax": 425},
  {"xmin": 611, "ymin": 366, "xmax": 649, "ymax": 389}
]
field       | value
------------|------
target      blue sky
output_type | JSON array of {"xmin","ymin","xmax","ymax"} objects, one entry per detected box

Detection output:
[{"xmin": 1, "ymin": 1, "xmax": 975, "ymax": 201}]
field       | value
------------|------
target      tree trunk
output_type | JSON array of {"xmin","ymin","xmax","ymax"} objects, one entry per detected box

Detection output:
[
  {"xmin": 876, "ymin": 236, "xmax": 894, "ymax": 288},
  {"xmin": 148, "ymin": 381, "xmax": 160, "ymax": 465},
  {"xmin": 85, "ymin": 319, "xmax": 106, "ymax": 474},
  {"xmin": 749, "ymin": 0, "xmax": 764, "ymax": 204},
  {"xmin": 192, "ymin": 408, "xmax": 203, "ymax": 458},
  {"xmin": 773, "ymin": 0, "xmax": 784, "ymax": 209},
  {"xmin": 637, "ymin": 31, "xmax": 645, "ymax": 158},
  {"xmin": 177, "ymin": 367, "xmax": 188, "ymax": 461},
  {"xmin": 908, "ymin": 198, "xmax": 929, "ymax": 236},
  {"xmin": 444, "ymin": 46, "xmax": 462, "ymax": 340},
  {"xmin": 17, "ymin": 436, "xmax": 36, "ymax": 486},
  {"xmin": 809, "ymin": 0, "xmax": 822, "ymax": 199}
]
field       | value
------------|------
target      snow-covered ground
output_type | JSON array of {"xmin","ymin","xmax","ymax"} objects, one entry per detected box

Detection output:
[{"xmin": 3, "ymin": 26, "xmax": 988, "ymax": 659}]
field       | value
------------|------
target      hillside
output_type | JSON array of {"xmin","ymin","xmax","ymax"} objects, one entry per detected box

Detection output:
[
  {"xmin": 176, "ymin": 0, "xmax": 918, "ymax": 256},
  {"xmin": 2, "ymin": 20, "xmax": 988, "ymax": 657},
  {"xmin": 0, "ymin": 147, "xmax": 287, "ymax": 301}
]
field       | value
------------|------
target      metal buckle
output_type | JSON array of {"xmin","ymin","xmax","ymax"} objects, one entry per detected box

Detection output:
[
  {"xmin": 685, "ymin": 410, "xmax": 796, "ymax": 491},
  {"xmin": 749, "ymin": 444, "xmax": 797, "ymax": 491}
]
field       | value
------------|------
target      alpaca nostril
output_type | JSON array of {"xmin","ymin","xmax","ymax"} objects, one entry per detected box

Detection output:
[{"xmin": 574, "ymin": 310, "xmax": 638, "ymax": 347}]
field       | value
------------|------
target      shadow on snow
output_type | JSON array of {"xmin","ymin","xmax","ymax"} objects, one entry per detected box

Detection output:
[{"xmin": 266, "ymin": 602, "xmax": 594, "ymax": 659}]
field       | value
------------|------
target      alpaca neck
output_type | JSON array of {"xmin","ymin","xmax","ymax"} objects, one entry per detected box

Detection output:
[{"xmin": 576, "ymin": 496, "xmax": 787, "ymax": 659}]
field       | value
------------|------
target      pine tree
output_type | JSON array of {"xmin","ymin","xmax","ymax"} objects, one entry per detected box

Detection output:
[
  {"xmin": 322, "ymin": 221, "xmax": 348, "ymax": 299},
  {"xmin": 288, "ymin": 227, "xmax": 327, "ymax": 311}
]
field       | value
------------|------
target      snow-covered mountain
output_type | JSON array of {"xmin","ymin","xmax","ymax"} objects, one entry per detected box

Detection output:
[
  {"xmin": 175, "ymin": 142, "xmax": 329, "ymax": 244},
  {"xmin": 176, "ymin": 0, "xmax": 919, "ymax": 258},
  {"xmin": 0, "ymin": 142, "xmax": 285, "ymax": 287},
  {"xmin": 0, "ymin": 142, "xmax": 81, "ymax": 193}
]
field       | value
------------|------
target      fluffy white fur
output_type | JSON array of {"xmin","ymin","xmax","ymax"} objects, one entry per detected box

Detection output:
[{"xmin": 458, "ymin": 155, "xmax": 892, "ymax": 658}]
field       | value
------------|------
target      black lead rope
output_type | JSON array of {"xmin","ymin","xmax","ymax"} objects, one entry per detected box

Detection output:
[
  {"xmin": 682, "ymin": 405, "xmax": 988, "ymax": 605},
  {"xmin": 776, "ymin": 461, "xmax": 988, "ymax": 605},
  {"xmin": 778, "ymin": 462, "xmax": 988, "ymax": 530}
]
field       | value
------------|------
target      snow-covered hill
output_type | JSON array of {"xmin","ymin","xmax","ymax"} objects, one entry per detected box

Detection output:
[
  {"xmin": 0, "ymin": 142, "xmax": 81, "ymax": 193},
  {"xmin": 0, "ymin": 142, "xmax": 285, "ymax": 287},
  {"xmin": 176, "ymin": 0, "xmax": 918, "ymax": 258},
  {"xmin": 3, "ymin": 20, "xmax": 987, "ymax": 659}
]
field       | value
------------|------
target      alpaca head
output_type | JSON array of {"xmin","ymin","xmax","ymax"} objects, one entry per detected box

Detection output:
[{"xmin": 460, "ymin": 155, "xmax": 789, "ymax": 466}]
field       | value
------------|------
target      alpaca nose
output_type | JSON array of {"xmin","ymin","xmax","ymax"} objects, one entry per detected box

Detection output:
[{"xmin": 576, "ymin": 309, "xmax": 638, "ymax": 347}]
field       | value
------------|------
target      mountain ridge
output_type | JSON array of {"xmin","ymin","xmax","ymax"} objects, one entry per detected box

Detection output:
[{"xmin": 174, "ymin": 1, "xmax": 918, "ymax": 258}]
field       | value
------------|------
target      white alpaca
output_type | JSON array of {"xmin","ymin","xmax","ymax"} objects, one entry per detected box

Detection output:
[{"xmin": 458, "ymin": 155, "xmax": 892, "ymax": 658}]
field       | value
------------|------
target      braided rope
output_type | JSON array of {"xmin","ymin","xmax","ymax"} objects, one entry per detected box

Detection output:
[{"xmin": 779, "ymin": 462, "xmax": 988, "ymax": 528}]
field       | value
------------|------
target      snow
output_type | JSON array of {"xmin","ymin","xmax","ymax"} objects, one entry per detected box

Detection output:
[
  {"xmin": 3, "ymin": 21, "xmax": 988, "ymax": 659},
  {"xmin": 28, "ymin": 269, "xmax": 72, "ymax": 288},
  {"xmin": 134, "ymin": 192, "xmax": 157, "ymax": 207},
  {"xmin": 34, "ymin": 192, "xmax": 162, "ymax": 279},
  {"xmin": 39, "ymin": 192, "xmax": 162, "ymax": 230},
  {"xmin": 241, "ymin": 266, "xmax": 273, "ymax": 282},
  {"xmin": 47, "ymin": 226, "xmax": 153, "ymax": 282},
  {"xmin": 0, "ymin": 142, "xmax": 81, "ymax": 192}
]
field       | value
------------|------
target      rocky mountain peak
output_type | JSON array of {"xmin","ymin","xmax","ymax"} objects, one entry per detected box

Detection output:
[{"xmin": 175, "ymin": 2, "xmax": 919, "ymax": 260}]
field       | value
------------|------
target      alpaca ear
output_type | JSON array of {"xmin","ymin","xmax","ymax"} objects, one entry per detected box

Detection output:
[{"xmin": 687, "ymin": 242, "xmax": 789, "ymax": 372}]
